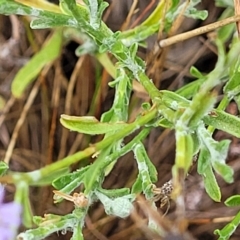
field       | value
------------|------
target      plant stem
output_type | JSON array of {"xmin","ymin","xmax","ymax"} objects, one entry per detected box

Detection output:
[
  {"xmin": 1, "ymin": 108, "xmax": 157, "ymax": 184},
  {"xmin": 159, "ymin": 15, "xmax": 240, "ymax": 47}
]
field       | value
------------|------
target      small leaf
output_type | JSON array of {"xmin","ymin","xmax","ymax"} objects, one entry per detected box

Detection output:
[
  {"xmin": 215, "ymin": 0, "xmax": 233, "ymax": 7},
  {"xmin": 203, "ymin": 164, "xmax": 221, "ymax": 202},
  {"xmin": 225, "ymin": 195, "xmax": 240, "ymax": 207},
  {"xmin": 212, "ymin": 161, "xmax": 234, "ymax": 184},
  {"xmin": 197, "ymin": 124, "xmax": 233, "ymax": 183},
  {"xmin": 197, "ymin": 147, "xmax": 210, "ymax": 174},
  {"xmin": 176, "ymin": 78, "xmax": 205, "ymax": 99},
  {"xmin": 181, "ymin": 90, "xmax": 216, "ymax": 128},
  {"xmin": 185, "ymin": 8, "xmax": 208, "ymax": 20},
  {"xmin": 83, "ymin": 148, "xmax": 112, "ymax": 193},
  {"xmin": 129, "ymin": 43, "xmax": 139, "ymax": 59},
  {"xmin": 95, "ymin": 191, "xmax": 134, "ymax": 218},
  {"xmin": 189, "ymin": 66, "xmax": 205, "ymax": 78},
  {"xmin": 98, "ymin": 188, "xmax": 130, "ymax": 198},
  {"xmin": 131, "ymin": 174, "xmax": 143, "ymax": 194},
  {"xmin": 60, "ymin": 114, "xmax": 128, "ymax": 135},
  {"xmin": 18, "ymin": 213, "xmax": 77, "ymax": 239},
  {"xmin": 224, "ymin": 56, "xmax": 240, "ymax": 97},
  {"xmin": 0, "ymin": 161, "xmax": 8, "ymax": 176},
  {"xmin": 160, "ymin": 90, "xmax": 190, "ymax": 109},
  {"xmin": 134, "ymin": 142, "xmax": 157, "ymax": 183},
  {"xmin": 133, "ymin": 143, "xmax": 156, "ymax": 198},
  {"xmin": 204, "ymin": 109, "xmax": 240, "ymax": 138},
  {"xmin": 158, "ymin": 118, "xmax": 174, "ymax": 129},
  {"xmin": 174, "ymin": 131, "xmax": 194, "ymax": 176},
  {"xmin": 52, "ymin": 166, "xmax": 89, "ymax": 189},
  {"xmin": 83, "ymin": 0, "xmax": 108, "ymax": 29},
  {"xmin": 30, "ymin": 17, "xmax": 77, "ymax": 29},
  {"xmin": 75, "ymin": 40, "xmax": 97, "ymax": 56}
]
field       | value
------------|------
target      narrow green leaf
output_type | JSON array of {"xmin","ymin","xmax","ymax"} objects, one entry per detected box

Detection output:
[
  {"xmin": 133, "ymin": 142, "xmax": 157, "ymax": 183},
  {"xmin": 11, "ymin": 30, "xmax": 62, "ymax": 97},
  {"xmin": 176, "ymin": 75, "xmax": 217, "ymax": 127},
  {"xmin": 98, "ymin": 188, "xmax": 130, "ymax": 198},
  {"xmin": 52, "ymin": 166, "xmax": 89, "ymax": 189},
  {"xmin": 224, "ymin": 56, "xmax": 240, "ymax": 96},
  {"xmin": 18, "ymin": 214, "xmax": 77, "ymax": 239},
  {"xmin": 60, "ymin": 114, "xmax": 128, "ymax": 135},
  {"xmin": 131, "ymin": 173, "xmax": 143, "ymax": 194},
  {"xmin": 0, "ymin": 161, "xmax": 8, "ymax": 176},
  {"xmin": 133, "ymin": 143, "xmax": 155, "ymax": 199},
  {"xmin": 175, "ymin": 78, "xmax": 203, "ymax": 100},
  {"xmin": 0, "ymin": 0, "xmax": 42, "ymax": 15},
  {"xmin": 174, "ymin": 131, "xmax": 194, "ymax": 176},
  {"xmin": 212, "ymin": 161, "xmax": 233, "ymax": 184},
  {"xmin": 157, "ymin": 118, "xmax": 174, "ymax": 129},
  {"xmin": 30, "ymin": 17, "xmax": 77, "ymax": 29},
  {"xmin": 160, "ymin": 90, "xmax": 190, "ymax": 109},
  {"xmin": 0, "ymin": 0, "xmax": 69, "ymax": 20},
  {"xmin": 15, "ymin": 182, "xmax": 33, "ymax": 227},
  {"xmin": 120, "ymin": 0, "xmax": 167, "ymax": 46},
  {"xmin": 197, "ymin": 147, "xmax": 210, "ymax": 174},
  {"xmin": 83, "ymin": 0, "xmax": 108, "ymax": 29},
  {"xmin": 217, "ymin": 8, "xmax": 235, "ymax": 43},
  {"xmin": 188, "ymin": 92, "xmax": 216, "ymax": 127},
  {"xmin": 204, "ymin": 109, "xmax": 240, "ymax": 138},
  {"xmin": 203, "ymin": 164, "xmax": 221, "ymax": 202},
  {"xmin": 185, "ymin": 8, "xmax": 208, "ymax": 20},
  {"xmin": 224, "ymin": 56, "xmax": 240, "ymax": 112},
  {"xmin": 189, "ymin": 66, "xmax": 205, "ymax": 78},
  {"xmin": 225, "ymin": 195, "xmax": 240, "ymax": 207},
  {"xmin": 197, "ymin": 124, "xmax": 233, "ymax": 183},
  {"xmin": 215, "ymin": 0, "xmax": 233, "ymax": 7},
  {"xmin": 83, "ymin": 147, "xmax": 112, "ymax": 193},
  {"xmin": 192, "ymin": 133, "xmax": 200, "ymax": 155}
]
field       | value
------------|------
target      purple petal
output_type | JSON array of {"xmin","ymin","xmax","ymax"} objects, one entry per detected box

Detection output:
[
  {"xmin": 0, "ymin": 202, "xmax": 22, "ymax": 226},
  {"xmin": 0, "ymin": 185, "xmax": 4, "ymax": 203},
  {"xmin": 0, "ymin": 226, "xmax": 16, "ymax": 240}
]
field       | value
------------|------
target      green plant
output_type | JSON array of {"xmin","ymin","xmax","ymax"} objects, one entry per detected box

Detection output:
[{"xmin": 0, "ymin": 0, "xmax": 240, "ymax": 239}]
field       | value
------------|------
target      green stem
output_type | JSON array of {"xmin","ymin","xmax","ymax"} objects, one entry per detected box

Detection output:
[
  {"xmin": 102, "ymin": 127, "xmax": 151, "ymax": 168},
  {"xmin": 95, "ymin": 108, "xmax": 157, "ymax": 150},
  {"xmin": 2, "ymin": 108, "xmax": 157, "ymax": 184},
  {"xmin": 137, "ymin": 71, "xmax": 161, "ymax": 102}
]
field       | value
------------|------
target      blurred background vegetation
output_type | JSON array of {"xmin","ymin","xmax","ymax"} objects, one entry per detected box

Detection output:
[{"xmin": 0, "ymin": 0, "xmax": 240, "ymax": 239}]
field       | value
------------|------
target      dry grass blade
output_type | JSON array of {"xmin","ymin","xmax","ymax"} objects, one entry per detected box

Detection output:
[
  {"xmin": 234, "ymin": 0, "xmax": 240, "ymax": 36},
  {"xmin": 159, "ymin": 14, "xmax": 240, "ymax": 47}
]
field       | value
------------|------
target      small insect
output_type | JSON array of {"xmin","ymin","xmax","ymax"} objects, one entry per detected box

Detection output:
[
  {"xmin": 53, "ymin": 190, "xmax": 89, "ymax": 208},
  {"xmin": 152, "ymin": 180, "xmax": 173, "ymax": 214}
]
